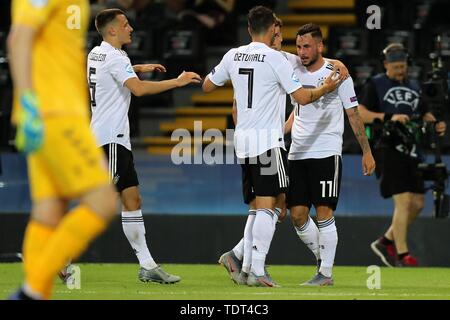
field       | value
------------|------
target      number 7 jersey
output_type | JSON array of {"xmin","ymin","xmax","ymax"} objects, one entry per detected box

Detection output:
[
  {"xmin": 87, "ymin": 41, "xmax": 138, "ymax": 150},
  {"xmin": 208, "ymin": 42, "xmax": 302, "ymax": 158}
]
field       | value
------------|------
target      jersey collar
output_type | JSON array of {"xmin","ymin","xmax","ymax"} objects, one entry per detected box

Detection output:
[
  {"xmin": 249, "ymin": 41, "xmax": 270, "ymax": 49},
  {"xmin": 101, "ymin": 41, "xmax": 118, "ymax": 51}
]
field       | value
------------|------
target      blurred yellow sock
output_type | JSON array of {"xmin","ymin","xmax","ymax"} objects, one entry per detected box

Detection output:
[
  {"xmin": 22, "ymin": 220, "xmax": 55, "ymax": 298},
  {"xmin": 26, "ymin": 205, "xmax": 108, "ymax": 298}
]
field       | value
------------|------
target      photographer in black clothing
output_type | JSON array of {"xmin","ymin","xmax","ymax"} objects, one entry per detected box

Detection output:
[{"xmin": 358, "ymin": 43, "xmax": 446, "ymax": 267}]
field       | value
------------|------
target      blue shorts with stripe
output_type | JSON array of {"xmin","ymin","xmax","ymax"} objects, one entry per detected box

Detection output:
[{"xmin": 287, "ymin": 155, "xmax": 342, "ymax": 211}]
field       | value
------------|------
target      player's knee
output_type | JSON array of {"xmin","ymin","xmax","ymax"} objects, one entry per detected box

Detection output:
[
  {"xmin": 123, "ymin": 194, "xmax": 141, "ymax": 211},
  {"xmin": 290, "ymin": 208, "xmax": 308, "ymax": 227},
  {"xmin": 316, "ymin": 206, "xmax": 334, "ymax": 221},
  {"xmin": 31, "ymin": 199, "xmax": 67, "ymax": 227},
  {"xmin": 413, "ymin": 197, "xmax": 424, "ymax": 213},
  {"xmin": 82, "ymin": 184, "xmax": 118, "ymax": 220},
  {"xmin": 277, "ymin": 208, "xmax": 287, "ymax": 221}
]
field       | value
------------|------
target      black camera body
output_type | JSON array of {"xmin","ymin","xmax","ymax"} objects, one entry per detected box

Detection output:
[
  {"xmin": 417, "ymin": 35, "xmax": 450, "ymax": 218},
  {"xmin": 417, "ymin": 162, "xmax": 449, "ymax": 218}
]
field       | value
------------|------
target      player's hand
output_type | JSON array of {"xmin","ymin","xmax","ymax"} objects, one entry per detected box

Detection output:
[
  {"xmin": 329, "ymin": 60, "xmax": 349, "ymax": 80},
  {"xmin": 362, "ymin": 151, "xmax": 376, "ymax": 176},
  {"xmin": 323, "ymin": 69, "xmax": 341, "ymax": 93},
  {"xmin": 15, "ymin": 90, "xmax": 44, "ymax": 154},
  {"xmin": 391, "ymin": 114, "xmax": 409, "ymax": 124},
  {"xmin": 176, "ymin": 71, "xmax": 202, "ymax": 87},
  {"xmin": 133, "ymin": 64, "xmax": 167, "ymax": 73},
  {"xmin": 435, "ymin": 121, "xmax": 446, "ymax": 136}
]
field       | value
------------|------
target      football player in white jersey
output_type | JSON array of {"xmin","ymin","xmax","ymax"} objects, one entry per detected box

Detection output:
[
  {"xmin": 203, "ymin": 6, "xmax": 342, "ymax": 287},
  {"xmin": 217, "ymin": 16, "xmax": 350, "ymax": 286},
  {"xmin": 284, "ymin": 23, "xmax": 376, "ymax": 286},
  {"xmin": 86, "ymin": 9, "xmax": 201, "ymax": 284}
]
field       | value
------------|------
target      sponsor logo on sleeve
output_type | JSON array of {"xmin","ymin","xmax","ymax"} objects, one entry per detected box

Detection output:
[
  {"xmin": 350, "ymin": 96, "xmax": 358, "ymax": 103},
  {"xmin": 125, "ymin": 63, "xmax": 134, "ymax": 74},
  {"xmin": 291, "ymin": 72, "xmax": 300, "ymax": 83}
]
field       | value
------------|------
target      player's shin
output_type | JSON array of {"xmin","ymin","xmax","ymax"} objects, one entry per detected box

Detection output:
[
  {"xmin": 251, "ymin": 209, "xmax": 276, "ymax": 276},
  {"xmin": 242, "ymin": 209, "xmax": 256, "ymax": 273},
  {"xmin": 317, "ymin": 217, "xmax": 338, "ymax": 277},
  {"xmin": 295, "ymin": 215, "xmax": 321, "ymax": 261},
  {"xmin": 26, "ymin": 205, "xmax": 110, "ymax": 298}
]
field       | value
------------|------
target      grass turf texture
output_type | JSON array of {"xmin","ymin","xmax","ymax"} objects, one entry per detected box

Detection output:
[{"xmin": 1, "ymin": 263, "xmax": 450, "ymax": 300}]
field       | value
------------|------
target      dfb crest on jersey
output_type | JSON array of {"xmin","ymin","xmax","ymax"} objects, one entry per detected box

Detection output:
[{"xmin": 317, "ymin": 76, "xmax": 326, "ymax": 87}]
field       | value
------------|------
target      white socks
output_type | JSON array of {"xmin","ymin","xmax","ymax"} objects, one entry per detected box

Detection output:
[
  {"xmin": 251, "ymin": 209, "xmax": 277, "ymax": 276},
  {"xmin": 241, "ymin": 209, "xmax": 256, "ymax": 273},
  {"xmin": 232, "ymin": 238, "xmax": 244, "ymax": 260},
  {"xmin": 232, "ymin": 207, "xmax": 282, "ymax": 275},
  {"xmin": 121, "ymin": 210, "xmax": 157, "ymax": 270},
  {"xmin": 294, "ymin": 215, "xmax": 320, "ymax": 261},
  {"xmin": 317, "ymin": 217, "xmax": 338, "ymax": 277}
]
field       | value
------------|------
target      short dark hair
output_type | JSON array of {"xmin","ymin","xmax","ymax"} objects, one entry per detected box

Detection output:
[
  {"xmin": 95, "ymin": 9, "xmax": 126, "ymax": 35},
  {"xmin": 248, "ymin": 6, "xmax": 275, "ymax": 35},
  {"xmin": 297, "ymin": 23, "xmax": 323, "ymax": 40}
]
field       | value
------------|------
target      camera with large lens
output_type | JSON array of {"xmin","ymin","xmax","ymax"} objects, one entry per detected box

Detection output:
[{"xmin": 416, "ymin": 34, "xmax": 450, "ymax": 218}]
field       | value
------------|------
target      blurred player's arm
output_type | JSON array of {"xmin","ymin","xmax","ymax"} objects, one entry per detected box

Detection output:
[
  {"xmin": 7, "ymin": 24, "xmax": 44, "ymax": 153},
  {"xmin": 125, "ymin": 71, "xmax": 201, "ymax": 97},
  {"xmin": 284, "ymin": 110, "xmax": 294, "ymax": 134},
  {"xmin": 7, "ymin": 24, "xmax": 35, "ymax": 96}
]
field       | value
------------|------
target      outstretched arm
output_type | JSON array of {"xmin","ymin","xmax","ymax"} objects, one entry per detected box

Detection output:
[
  {"xmin": 133, "ymin": 64, "xmax": 166, "ymax": 73},
  {"xmin": 291, "ymin": 69, "xmax": 341, "ymax": 105},
  {"xmin": 202, "ymin": 75, "xmax": 219, "ymax": 93},
  {"xmin": 125, "ymin": 71, "xmax": 201, "ymax": 97}
]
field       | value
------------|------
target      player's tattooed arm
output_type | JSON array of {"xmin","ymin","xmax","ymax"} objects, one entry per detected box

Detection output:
[
  {"xmin": 347, "ymin": 107, "xmax": 376, "ymax": 176},
  {"xmin": 346, "ymin": 107, "xmax": 371, "ymax": 154}
]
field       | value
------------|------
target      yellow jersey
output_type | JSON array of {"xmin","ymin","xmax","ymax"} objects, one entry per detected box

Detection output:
[{"xmin": 12, "ymin": 0, "xmax": 90, "ymax": 121}]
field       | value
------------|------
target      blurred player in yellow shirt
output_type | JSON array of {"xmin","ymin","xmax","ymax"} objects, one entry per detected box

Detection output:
[{"xmin": 7, "ymin": 0, "xmax": 117, "ymax": 299}]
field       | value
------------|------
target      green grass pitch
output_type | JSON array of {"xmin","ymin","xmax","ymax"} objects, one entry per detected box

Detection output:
[{"xmin": 1, "ymin": 263, "xmax": 450, "ymax": 300}]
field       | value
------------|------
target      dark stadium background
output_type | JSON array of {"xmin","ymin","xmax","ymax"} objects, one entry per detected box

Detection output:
[{"xmin": 1, "ymin": 0, "xmax": 450, "ymax": 267}]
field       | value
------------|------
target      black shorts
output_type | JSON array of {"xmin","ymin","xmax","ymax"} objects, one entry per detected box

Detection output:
[
  {"xmin": 376, "ymin": 147, "xmax": 425, "ymax": 198},
  {"xmin": 287, "ymin": 155, "xmax": 342, "ymax": 211},
  {"xmin": 102, "ymin": 143, "xmax": 139, "ymax": 193},
  {"xmin": 241, "ymin": 148, "xmax": 289, "ymax": 205}
]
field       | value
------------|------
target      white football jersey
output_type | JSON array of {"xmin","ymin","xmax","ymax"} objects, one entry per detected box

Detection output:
[
  {"xmin": 88, "ymin": 41, "xmax": 138, "ymax": 150},
  {"xmin": 208, "ymin": 42, "xmax": 302, "ymax": 158},
  {"xmin": 289, "ymin": 60, "xmax": 359, "ymax": 160}
]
